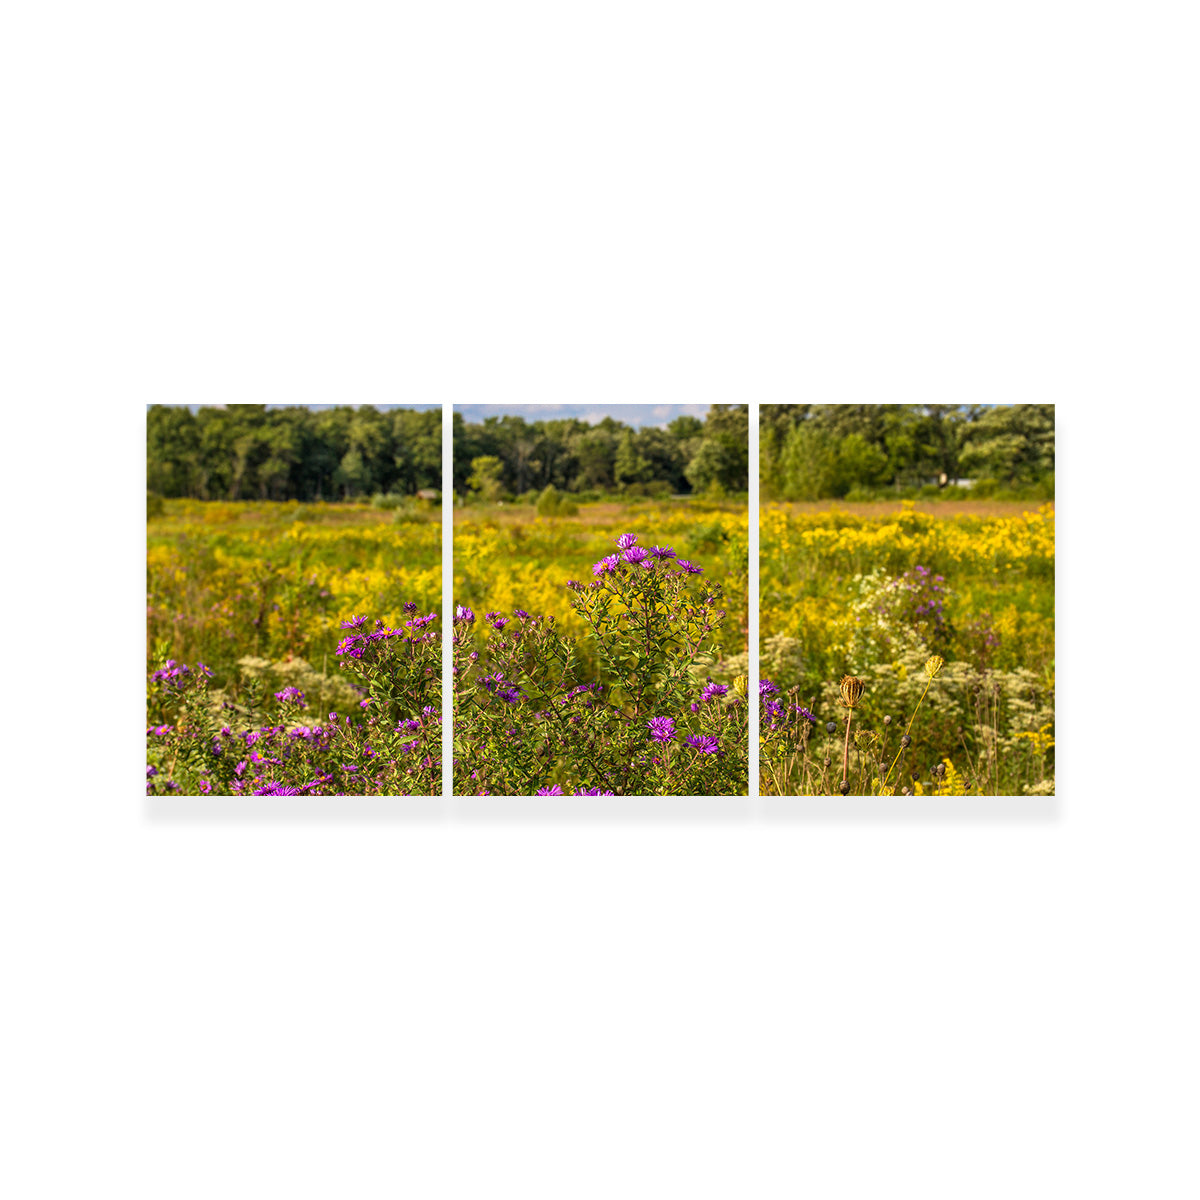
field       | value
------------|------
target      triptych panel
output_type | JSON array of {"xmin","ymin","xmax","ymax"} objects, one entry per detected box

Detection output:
[{"xmin": 146, "ymin": 403, "xmax": 1054, "ymax": 804}]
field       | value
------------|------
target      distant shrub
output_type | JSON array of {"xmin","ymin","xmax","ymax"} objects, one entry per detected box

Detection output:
[
  {"xmin": 844, "ymin": 486, "xmax": 876, "ymax": 503},
  {"xmin": 536, "ymin": 485, "xmax": 579, "ymax": 517},
  {"xmin": 371, "ymin": 492, "xmax": 407, "ymax": 510},
  {"xmin": 147, "ymin": 491, "xmax": 165, "ymax": 519}
]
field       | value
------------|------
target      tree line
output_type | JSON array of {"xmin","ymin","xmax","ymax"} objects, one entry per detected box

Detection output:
[
  {"xmin": 453, "ymin": 406, "xmax": 748, "ymax": 499},
  {"xmin": 760, "ymin": 405, "xmax": 1055, "ymax": 500},
  {"xmin": 147, "ymin": 406, "xmax": 442, "ymax": 501}
]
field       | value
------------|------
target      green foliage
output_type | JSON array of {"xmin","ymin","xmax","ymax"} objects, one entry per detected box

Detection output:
[
  {"xmin": 535, "ymin": 485, "xmax": 579, "ymax": 517},
  {"xmin": 466, "ymin": 455, "xmax": 504, "ymax": 502},
  {"xmin": 760, "ymin": 405, "xmax": 1055, "ymax": 501},
  {"xmin": 452, "ymin": 406, "xmax": 748, "ymax": 498},
  {"xmin": 147, "ymin": 405, "xmax": 441, "ymax": 502}
]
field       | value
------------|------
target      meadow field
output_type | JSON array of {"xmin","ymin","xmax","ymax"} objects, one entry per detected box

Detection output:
[
  {"xmin": 759, "ymin": 500, "xmax": 1054, "ymax": 797},
  {"xmin": 147, "ymin": 499, "xmax": 441, "ymax": 721},
  {"xmin": 454, "ymin": 498, "xmax": 749, "ymax": 675}
]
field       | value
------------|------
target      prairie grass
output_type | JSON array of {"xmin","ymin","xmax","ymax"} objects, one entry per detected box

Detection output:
[
  {"xmin": 760, "ymin": 501, "xmax": 1054, "ymax": 796},
  {"xmin": 147, "ymin": 500, "xmax": 441, "ymax": 696},
  {"xmin": 454, "ymin": 499, "xmax": 749, "ymax": 680}
]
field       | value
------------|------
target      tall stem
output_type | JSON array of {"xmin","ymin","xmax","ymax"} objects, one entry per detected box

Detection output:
[
  {"xmin": 842, "ymin": 708, "xmax": 854, "ymax": 788},
  {"xmin": 883, "ymin": 675, "xmax": 934, "ymax": 790}
]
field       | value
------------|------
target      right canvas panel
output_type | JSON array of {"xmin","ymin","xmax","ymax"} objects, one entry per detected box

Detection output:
[{"xmin": 758, "ymin": 405, "xmax": 1055, "ymax": 798}]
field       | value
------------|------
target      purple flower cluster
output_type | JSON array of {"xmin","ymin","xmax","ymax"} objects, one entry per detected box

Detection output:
[
  {"xmin": 647, "ymin": 716, "xmax": 676, "ymax": 742},
  {"xmin": 148, "ymin": 607, "xmax": 441, "ymax": 797},
  {"xmin": 590, "ymin": 534, "xmax": 701, "ymax": 580}
]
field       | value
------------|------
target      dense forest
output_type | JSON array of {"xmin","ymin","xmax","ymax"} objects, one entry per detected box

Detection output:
[
  {"xmin": 453, "ymin": 405, "xmax": 748, "ymax": 499},
  {"xmin": 147, "ymin": 405, "xmax": 442, "ymax": 501},
  {"xmin": 760, "ymin": 405, "xmax": 1055, "ymax": 500}
]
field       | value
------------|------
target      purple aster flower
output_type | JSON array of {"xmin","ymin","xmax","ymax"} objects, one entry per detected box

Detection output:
[
  {"xmin": 573, "ymin": 787, "xmax": 616, "ymax": 795},
  {"xmin": 700, "ymin": 681, "xmax": 730, "ymax": 703},
  {"xmin": 483, "ymin": 611, "xmax": 502, "ymax": 622},
  {"xmin": 402, "ymin": 602, "xmax": 418, "ymax": 614},
  {"xmin": 455, "ymin": 605, "xmax": 475, "ymax": 622},
  {"xmin": 794, "ymin": 705, "xmax": 817, "ymax": 722},
  {"xmin": 646, "ymin": 716, "xmax": 676, "ymax": 742},
  {"xmin": 536, "ymin": 785, "xmax": 565, "ymax": 795},
  {"xmin": 340, "ymin": 615, "xmax": 369, "ymax": 629},
  {"xmin": 273, "ymin": 687, "xmax": 306, "ymax": 706},
  {"xmin": 677, "ymin": 559, "xmax": 703, "ymax": 574},
  {"xmin": 513, "ymin": 608, "xmax": 530, "ymax": 619},
  {"xmin": 406, "ymin": 612, "xmax": 437, "ymax": 629},
  {"xmin": 146, "ymin": 765, "xmax": 158, "ymax": 778},
  {"xmin": 622, "ymin": 546, "xmax": 650, "ymax": 566},
  {"xmin": 491, "ymin": 617, "xmax": 510, "ymax": 630},
  {"xmin": 685, "ymin": 734, "xmax": 720, "ymax": 755},
  {"xmin": 254, "ymin": 782, "xmax": 303, "ymax": 795},
  {"xmin": 615, "ymin": 533, "xmax": 639, "ymax": 549},
  {"xmin": 592, "ymin": 554, "xmax": 620, "ymax": 576},
  {"xmin": 648, "ymin": 545, "xmax": 676, "ymax": 560},
  {"xmin": 759, "ymin": 679, "xmax": 780, "ymax": 696}
]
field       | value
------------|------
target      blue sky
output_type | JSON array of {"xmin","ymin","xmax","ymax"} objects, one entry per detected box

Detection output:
[{"xmin": 455, "ymin": 404, "xmax": 709, "ymax": 428}]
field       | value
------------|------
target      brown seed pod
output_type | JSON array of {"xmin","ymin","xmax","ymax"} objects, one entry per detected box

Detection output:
[{"xmin": 839, "ymin": 675, "xmax": 865, "ymax": 709}]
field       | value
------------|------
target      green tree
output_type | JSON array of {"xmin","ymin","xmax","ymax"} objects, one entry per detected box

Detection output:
[{"xmin": 467, "ymin": 455, "xmax": 504, "ymax": 502}]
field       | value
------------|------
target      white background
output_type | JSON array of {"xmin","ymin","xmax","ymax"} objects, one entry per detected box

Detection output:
[{"xmin": 4, "ymin": 2, "xmax": 1198, "ymax": 1196}]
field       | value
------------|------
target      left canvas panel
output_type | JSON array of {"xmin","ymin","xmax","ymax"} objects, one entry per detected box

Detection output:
[{"xmin": 145, "ymin": 404, "xmax": 443, "ymax": 797}]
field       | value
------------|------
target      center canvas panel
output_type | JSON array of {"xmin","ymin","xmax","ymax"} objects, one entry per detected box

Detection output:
[{"xmin": 451, "ymin": 404, "xmax": 750, "ymax": 798}]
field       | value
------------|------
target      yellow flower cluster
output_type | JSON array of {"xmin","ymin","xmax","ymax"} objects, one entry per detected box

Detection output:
[
  {"xmin": 760, "ymin": 502, "xmax": 1055, "ymax": 680},
  {"xmin": 147, "ymin": 503, "xmax": 441, "ymax": 670},
  {"xmin": 454, "ymin": 503, "xmax": 749, "ymax": 658}
]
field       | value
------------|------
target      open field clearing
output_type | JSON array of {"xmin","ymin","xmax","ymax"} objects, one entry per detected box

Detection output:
[
  {"xmin": 454, "ymin": 499, "xmax": 749, "ymax": 675},
  {"xmin": 147, "ymin": 499, "xmax": 441, "ymax": 692},
  {"xmin": 760, "ymin": 501, "xmax": 1054, "ymax": 796}
]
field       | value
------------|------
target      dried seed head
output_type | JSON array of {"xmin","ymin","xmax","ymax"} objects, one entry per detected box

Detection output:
[
  {"xmin": 839, "ymin": 675, "xmax": 865, "ymax": 709},
  {"xmin": 826, "ymin": 721, "xmax": 837, "ymax": 735},
  {"xmin": 838, "ymin": 779, "xmax": 850, "ymax": 795},
  {"xmin": 925, "ymin": 655, "xmax": 945, "ymax": 679},
  {"xmin": 823, "ymin": 756, "xmax": 831, "ymax": 768},
  {"xmin": 901, "ymin": 787, "xmax": 912, "ymax": 796},
  {"xmin": 883, "ymin": 715, "xmax": 892, "ymax": 726},
  {"xmin": 900, "ymin": 734, "xmax": 912, "ymax": 748}
]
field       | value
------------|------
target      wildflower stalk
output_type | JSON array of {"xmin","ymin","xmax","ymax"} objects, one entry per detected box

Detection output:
[{"xmin": 883, "ymin": 655, "xmax": 944, "ymax": 791}]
